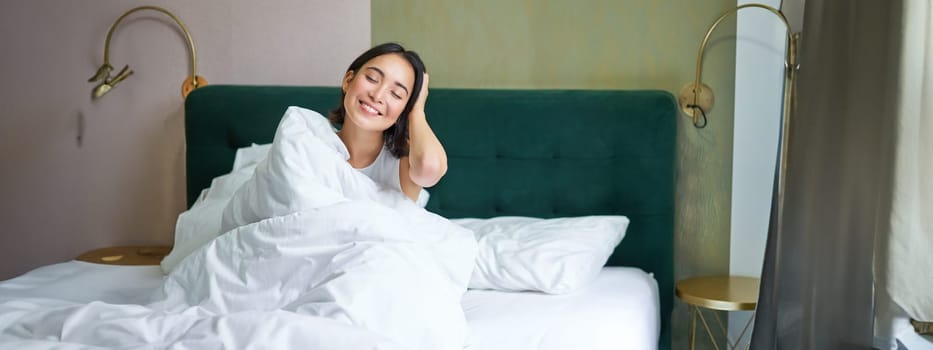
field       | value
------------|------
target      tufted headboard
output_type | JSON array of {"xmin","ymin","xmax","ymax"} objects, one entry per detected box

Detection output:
[{"xmin": 184, "ymin": 85, "xmax": 676, "ymax": 350}]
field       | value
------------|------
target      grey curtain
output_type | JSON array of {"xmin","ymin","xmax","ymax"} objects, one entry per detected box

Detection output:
[{"xmin": 750, "ymin": 0, "xmax": 903, "ymax": 349}]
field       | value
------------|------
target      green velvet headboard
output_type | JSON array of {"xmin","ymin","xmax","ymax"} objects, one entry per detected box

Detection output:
[{"xmin": 184, "ymin": 85, "xmax": 676, "ymax": 350}]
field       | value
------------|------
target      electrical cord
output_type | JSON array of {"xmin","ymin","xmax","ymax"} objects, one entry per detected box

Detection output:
[{"xmin": 686, "ymin": 104, "xmax": 708, "ymax": 128}]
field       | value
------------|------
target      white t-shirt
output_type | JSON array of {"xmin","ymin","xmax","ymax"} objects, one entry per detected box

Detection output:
[
  {"xmin": 355, "ymin": 146, "xmax": 429, "ymax": 207},
  {"xmin": 356, "ymin": 146, "xmax": 402, "ymax": 193}
]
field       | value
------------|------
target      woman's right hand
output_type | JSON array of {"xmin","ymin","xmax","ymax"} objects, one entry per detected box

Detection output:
[{"xmin": 411, "ymin": 73, "xmax": 429, "ymax": 117}]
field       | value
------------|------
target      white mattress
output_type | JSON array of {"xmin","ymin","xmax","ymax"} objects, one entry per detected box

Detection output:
[
  {"xmin": 463, "ymin": 266, "xmax": 659, "ymax": 350},
  {"xmin": 0, "ymin": 262, "xmax": 659, "ymax": 350}
]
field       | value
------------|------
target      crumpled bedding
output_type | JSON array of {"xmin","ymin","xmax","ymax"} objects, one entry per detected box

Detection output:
[{"xmin": 0, "ymin": 106, "xmax": 478, "ymax": 350}]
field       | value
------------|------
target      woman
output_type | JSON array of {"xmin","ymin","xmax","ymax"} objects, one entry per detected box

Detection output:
[{"xmin": 329, "ymin": 43, "xmax": 446, "ymax": 203}]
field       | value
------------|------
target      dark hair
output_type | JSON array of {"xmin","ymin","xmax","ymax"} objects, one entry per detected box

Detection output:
[{"xmin": 329, "ymin": 42, "xmax": 426, "ymax": 158}]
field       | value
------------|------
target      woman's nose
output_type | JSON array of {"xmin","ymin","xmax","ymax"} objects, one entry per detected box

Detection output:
[{"xmin": 369, "ymin": 86, "xmax": 387, "ymax": 104}]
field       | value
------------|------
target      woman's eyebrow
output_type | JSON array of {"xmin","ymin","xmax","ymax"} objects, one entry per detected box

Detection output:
[
  {"xmin": 365, "ymin": 66, "xmax": 385, "ymax": 77},
  {"xmin": 393, "ymin": 82, "xmax": 410, "ymax": 95},
  {"xmin": 365, "ymin": 66, "xmax": 409, "ymax": 95}
]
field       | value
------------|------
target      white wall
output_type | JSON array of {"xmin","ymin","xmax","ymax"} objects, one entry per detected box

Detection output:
[
  {"xmin": 730, "ymin": 1, "xmax": 785, "ymax": 277},
  {"xmin": 728, "ymin": 0, "xmax": 788, "ymax": 343},
  {"xmin": 0, "ymin": 0, "xmax": 370, "ymax": 280}
]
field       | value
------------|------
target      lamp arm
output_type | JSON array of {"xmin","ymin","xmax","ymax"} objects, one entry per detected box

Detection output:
[
  {"xmin": 102, "ymin": 6, "xmax": 200, "ymax": 88},
  {"xmin": 691, "ymin": 4, "xmax": 793, "ymax": 109}
]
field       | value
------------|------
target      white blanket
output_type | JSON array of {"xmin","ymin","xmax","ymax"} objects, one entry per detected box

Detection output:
[{"xmin": 0, "ymin": 107, "xmax": 478, "ymax": 350}]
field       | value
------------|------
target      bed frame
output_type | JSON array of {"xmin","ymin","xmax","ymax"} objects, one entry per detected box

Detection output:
[{"xmin": 184, "ymin": 85, "xmax": 676, "ymax": 350}]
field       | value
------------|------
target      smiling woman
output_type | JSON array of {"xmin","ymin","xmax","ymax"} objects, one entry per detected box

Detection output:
[{"xmin": 328, "ymin": 42, "xmax": 447, "ymax": 202}]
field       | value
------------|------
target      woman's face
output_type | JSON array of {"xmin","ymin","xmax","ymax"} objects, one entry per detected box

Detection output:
[{"xmin": 342, "ymin": 53, "xmax": 415, "ymax": 133}]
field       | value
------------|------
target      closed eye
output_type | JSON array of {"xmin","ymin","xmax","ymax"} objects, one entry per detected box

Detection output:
[{"xmin": 364, "ymin": 66, "xmax": 409, "ymax": 99}]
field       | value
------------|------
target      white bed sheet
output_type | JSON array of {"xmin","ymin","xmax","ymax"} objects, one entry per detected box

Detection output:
[
  {"xmin": 0, "ymin": 262, "xmax": 659, "ymax": 350},
  {"xmin": 463, "ymin": 266, "xmax": 659, "ymax": 350}
]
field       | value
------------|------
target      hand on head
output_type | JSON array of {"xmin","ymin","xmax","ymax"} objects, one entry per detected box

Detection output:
[{"xmin": 412, "ymin": 73, "xmax": 429, "ymax": 117}]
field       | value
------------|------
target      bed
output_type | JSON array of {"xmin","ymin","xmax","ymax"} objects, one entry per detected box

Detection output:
[{"xmin": 0, "ymin": 85, "xmax": 676, "ymax": 350}]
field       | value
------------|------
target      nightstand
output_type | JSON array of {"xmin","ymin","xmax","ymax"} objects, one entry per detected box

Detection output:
[
  {"xmin": 675, "ymin": 275, "xmax": 760, "ymax": 350},
  {"xmin": 76, "ymin": 246, "xmax": 171, "ymax": 265}
]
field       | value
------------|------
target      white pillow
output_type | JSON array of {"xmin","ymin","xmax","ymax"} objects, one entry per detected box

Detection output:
[
  {"xmin": 160, "ymin": 144, "xmax": 271, "ymax": 274},
  {"xmin": 452, "ymin": 216, "xmax": 629, "ymax": 294}
]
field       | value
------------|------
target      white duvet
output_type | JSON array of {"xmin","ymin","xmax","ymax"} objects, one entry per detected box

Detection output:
[{"xmin": 0, "ymin": 107, "xmax": 478, "ymax": 350}]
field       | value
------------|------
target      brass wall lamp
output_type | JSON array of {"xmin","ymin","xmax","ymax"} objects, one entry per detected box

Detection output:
[
  {"xmin": 88, "ymin": 6, "xmax": 207, "ymax": 100},
  {"xmin": 679, "ymin": 3, "xmax": 800, "ymax": 128}
]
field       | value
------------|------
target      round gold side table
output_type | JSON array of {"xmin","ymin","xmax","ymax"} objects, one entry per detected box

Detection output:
[
  {"xmin": 76, "ymin": 246, "xmax": 171, "ymax": 266},
  {"xmin": 675, "ymin": 275, "xmax": 760, "ymax": 350}
]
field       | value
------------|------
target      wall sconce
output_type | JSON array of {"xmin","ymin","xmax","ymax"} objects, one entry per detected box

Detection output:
[
  {"xmin": 679, "ymin": 3, "xmax": 800, "ymax": 128},
  {"xmin": 88, "ymin": 5, "xmax": 206, "ymax": 100},
  {"xmin": 679, "ymin": 3, "xmax": 801, "ymax": 221}
]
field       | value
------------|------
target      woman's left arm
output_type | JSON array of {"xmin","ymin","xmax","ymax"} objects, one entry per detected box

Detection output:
[{"xmin": 405, "ymin": 73, "xmax": 447, "ymax": 188}]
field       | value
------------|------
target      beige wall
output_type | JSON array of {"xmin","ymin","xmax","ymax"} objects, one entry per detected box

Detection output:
[
  {"xmin": 373, "ymin": 1, "xmax": 737, "ymax": 348},
  {"xmin": 0, "ymin": 1, "xmax": 370, "ymax": 280}
]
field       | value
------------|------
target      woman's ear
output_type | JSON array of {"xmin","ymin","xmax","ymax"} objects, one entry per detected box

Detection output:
[{"xmin": 342, "ymin": 70, "xmax": 355, "ymax": 93}]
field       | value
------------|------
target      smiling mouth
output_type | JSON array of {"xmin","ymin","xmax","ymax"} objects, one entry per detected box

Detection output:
[{"xmin": 360, "ymin": 101, "xmax": 382, "ymax": 116}]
